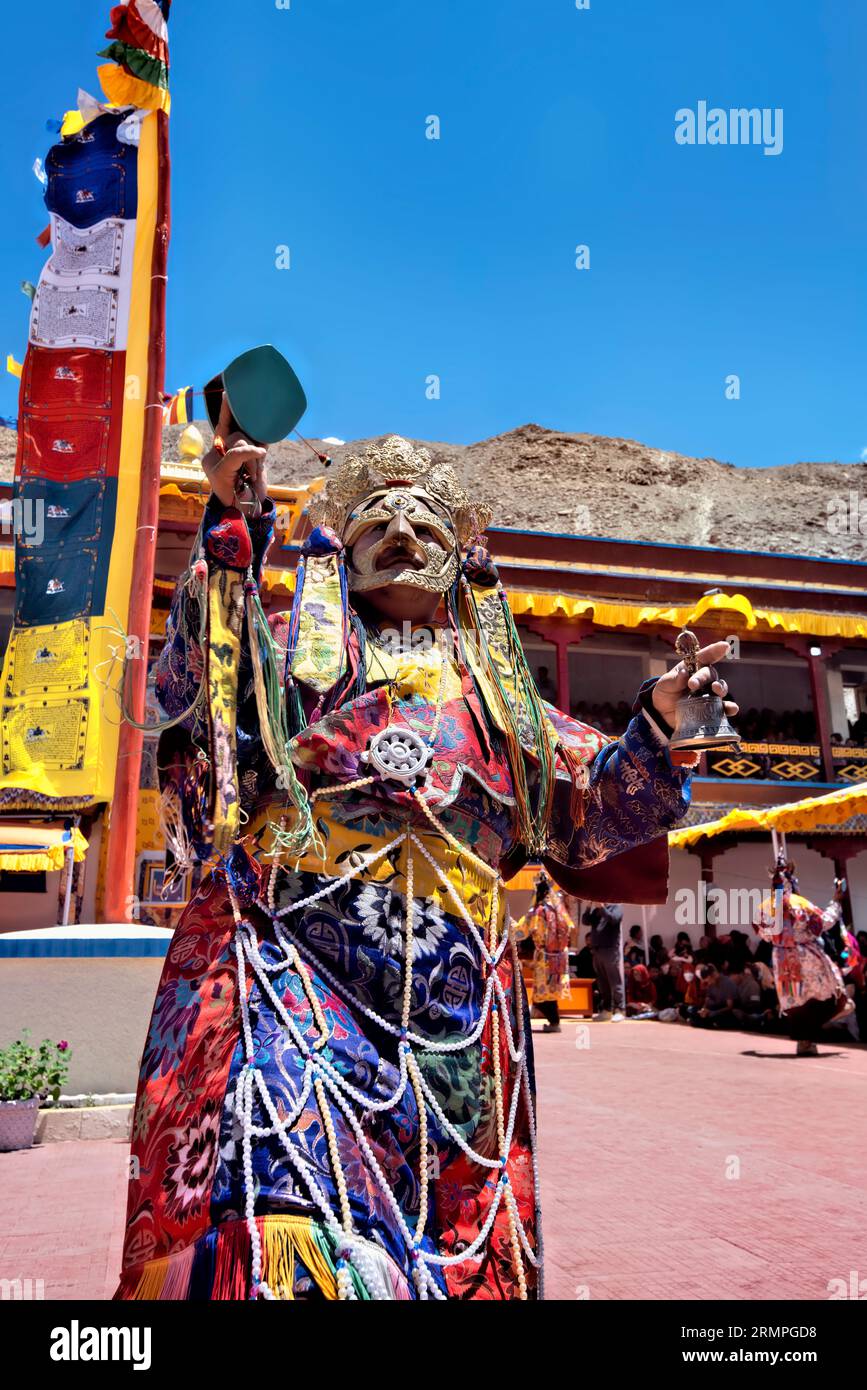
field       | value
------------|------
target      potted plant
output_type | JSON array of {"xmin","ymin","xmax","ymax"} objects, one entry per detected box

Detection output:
[{"xmin": 0, "ymin": 1033, "xmax": 71, "ymax": 1152}]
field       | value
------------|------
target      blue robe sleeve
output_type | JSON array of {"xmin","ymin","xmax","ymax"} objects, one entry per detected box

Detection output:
[
  {"xmin": 568, "ymin": 710, "xmax": 691, "ymax": 868},
  {"xmin": 541, "ymin": 681, "xmax": 692, "ymax": 904}
]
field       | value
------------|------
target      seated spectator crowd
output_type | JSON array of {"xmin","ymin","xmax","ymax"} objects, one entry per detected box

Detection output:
[
  {"xmin": 611, "ymin": 924, "xmax": 867, "ymax": 1042},
  {"xmin": 567, "ymin": 698, "xmax": 867, "ymax": 750}
]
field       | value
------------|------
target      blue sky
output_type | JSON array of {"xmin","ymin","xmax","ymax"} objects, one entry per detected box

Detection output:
[{"xmin": 1, "ymin": 0, "xmax": 864, "ymax": 467}]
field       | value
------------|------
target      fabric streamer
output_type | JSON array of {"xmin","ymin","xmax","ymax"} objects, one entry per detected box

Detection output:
[
  {"xmin": 453, "ymin": 562, "xmax": 558, "ymax": 856},
  {"xmin": 287, "ymin": 528, "xmax": 350, "ymax": 696},
  {"xmin": 162, "ymin": 385, "xmax": 194, "ymax": 425},
  {"xmin": 206, "ymin": 569, "xmax": 244, "ymax": 859}
]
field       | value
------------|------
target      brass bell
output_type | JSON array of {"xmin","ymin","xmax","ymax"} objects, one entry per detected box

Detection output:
[{"xmin": 670, "ymin": 630, "xmax": 741, "ymax": 752}]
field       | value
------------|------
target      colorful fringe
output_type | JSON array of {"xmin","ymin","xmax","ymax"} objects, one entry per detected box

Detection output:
[
  {"xmin": 115, "ymin": 1216, "xmax": 412, "ymax": 1302},
  {"xmin": 245, "ymin": 578, "xmax": 317, "ymax": 860}
]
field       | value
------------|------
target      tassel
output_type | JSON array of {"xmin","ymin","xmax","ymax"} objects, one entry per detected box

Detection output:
[
  {"xmin": 130, "ymin": 1256, "xmax": 169, "ymax": 1300},
  {"xmin": 158, "ymin": 783, "xmax": 195, "ymax": 887},
  {"xmin": 388, "ymin": 1263, "xmax": 413, "ymax": 1300},
  {"xmin": 159, "ymin": 1243, "xmax": 196, "ymax": 1300},
  {"xmin": 117, "ymin": 1219, "xmax": 409, "ymax": 1301},
  {"xmin": 189, "ymin": 1227, "xmax": 218, "ymax": 1301},
  {"xmin": 347, "ymin": 612, "xmax": 368, "ymax": 701},
  {"xmin": 261, "ymin": 1217, "xmax": 296, "ymax": 1299},
  {"xmin": 285, "ymin": 551, "xmax": 306, "ymax": 659},
  {"xmin": 261, "ymin": 1216, "xmax": 341, "ymax": 1300},
  {"xmin": 245, "ymin": 576, "xmax": 318, "ymax": 861},
  {"xmin": 212, "ymin": 1220, "xmax": 250, "ymax": 1301},
  {"xmin": 557, "ymin": 744, "xmax": 588, "ymax": 828},
  {"xmin": 121, "ymin": 551, "xmax": 210, "ymax": 734}
]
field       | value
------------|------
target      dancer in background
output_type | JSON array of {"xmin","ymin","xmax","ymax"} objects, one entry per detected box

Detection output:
[
  {"xmin": 514, "ymin": 874, "xmax": 575, "ymax": 1033},
  {"xmin": 754, "ymin": 858, "xmax": 852, "ymax": 1057}
]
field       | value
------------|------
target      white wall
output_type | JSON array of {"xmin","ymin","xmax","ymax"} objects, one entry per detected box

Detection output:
[
  {"xmin": 0, "ymin": 872, "xmax": 63, "ymax": 934},
  {"xmin": 0, "ymin": 957, "xmax": 163, "ymax": 1094},
  {"xmin": 643, "ymin": 839, "xmax": 861, "ymax": 947}
]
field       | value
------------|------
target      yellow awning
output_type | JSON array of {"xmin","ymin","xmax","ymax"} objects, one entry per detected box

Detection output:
[
  {"xmin": 506, "ymin": 589, "xmax": 867, "ymax": 642},
  {"xmin": 669, "ymin": 784, "xmax": 867, "ymax": 848},
  {"xmin": 0, "ymin": 823, "xmax": 89, "ymax": 873}
]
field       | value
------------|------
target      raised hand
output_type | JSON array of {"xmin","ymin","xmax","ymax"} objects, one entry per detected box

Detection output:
[
  {"xmin": 202, "ymin": 392, "xmax": 269, "ymax": 509},
  {"xmin": 651, "ymin": 638, "xmax": 739, "ymax": 729}
]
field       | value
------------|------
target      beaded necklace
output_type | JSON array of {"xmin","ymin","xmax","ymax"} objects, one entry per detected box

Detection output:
[{"xmin": 225, "ymin": 629, "xmax": 539, "ymax": 1299}]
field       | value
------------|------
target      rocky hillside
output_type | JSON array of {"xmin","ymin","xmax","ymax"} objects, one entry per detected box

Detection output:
[{"xmin": 2, "ymin": 421, "xmax": 863, "ymax": 559}]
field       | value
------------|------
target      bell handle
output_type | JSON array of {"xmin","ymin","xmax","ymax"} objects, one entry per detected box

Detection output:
[
  {"xmin": 674, "ymin": 628, "xmax": 700, "ymax": 677},
  {"xmin": 674, "ymin": 629, "xmax": 720, "ymax": 694}
]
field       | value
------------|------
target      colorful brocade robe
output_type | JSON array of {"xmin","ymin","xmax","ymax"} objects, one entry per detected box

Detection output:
[
  {"xmin": 754, "ymin": 892, "xmax": 847, "ymax": 1014},
  {"xmin": 115, "ymin": 498, "xmax": 693, "ymax": 1302}
]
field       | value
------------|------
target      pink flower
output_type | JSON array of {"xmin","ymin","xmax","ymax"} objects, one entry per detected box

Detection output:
[{"xmin": 57, "ymin": 1041, "xmax": 69, "ymax": 1051}]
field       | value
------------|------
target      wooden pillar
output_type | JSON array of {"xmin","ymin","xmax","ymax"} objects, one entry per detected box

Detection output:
[
  {"xmin": 554, "ymin": 635, "xmax": 570, "ymax": 713},
  {"xmin": 784, "ymin": 637, "xmax": 839, "ymax": 784},
  {"xmin": 525, "ymin": 619, "xmax": 593, "ymax": 713},
  {"xmin": 807, "ymin": 650, "xmax": 835, "ymax": 783}
]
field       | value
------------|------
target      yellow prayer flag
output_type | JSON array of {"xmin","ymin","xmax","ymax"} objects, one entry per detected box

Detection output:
[
  {"xmin": 97, "ymin": 64, "xmax": 171, "ymax": 114},
  {"xmin": 60, "ymin": 109, "xmax": 86, "ymax": 137}
]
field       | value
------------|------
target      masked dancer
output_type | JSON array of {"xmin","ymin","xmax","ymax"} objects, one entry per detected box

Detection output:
[
  {"xmin": 754, "ymin": 857, "xmax": 852, "ymax": 1057},
  {"xmin": 115, "ymin": 422, "xmax": 736, "ymax": 1301},
  {"xmin": 514, "ymin": 873, "xmax": 575, "ymax": 1033}
]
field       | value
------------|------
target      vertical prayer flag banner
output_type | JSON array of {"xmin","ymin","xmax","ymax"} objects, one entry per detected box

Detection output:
[
  {"xmin": 162, "ymin": 384, "xmax": 194, "ymax": 426},
  {"xmin": 0, "ymin": 1, "xmax": 172, "ymax": 813}
]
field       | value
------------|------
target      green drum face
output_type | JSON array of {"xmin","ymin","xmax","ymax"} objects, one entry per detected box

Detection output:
[{"xmin": 204, "ymin": 344, "xmax": 307, "ymax": 444}]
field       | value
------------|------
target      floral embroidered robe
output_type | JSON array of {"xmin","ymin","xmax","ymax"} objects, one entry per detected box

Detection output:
[{"xmin": 115, "ymin": 497, "xmax": 692, "ymax": 1302}]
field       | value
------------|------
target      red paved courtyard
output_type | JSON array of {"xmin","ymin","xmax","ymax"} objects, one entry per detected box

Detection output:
[{"xmin": 1, "ymin": 1019, "xmax": 865, "ymax": 1301}]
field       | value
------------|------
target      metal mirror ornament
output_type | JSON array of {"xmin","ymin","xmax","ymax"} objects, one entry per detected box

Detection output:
[{"xmin": 670, "ymin": 629, "xmax": 740, "ymax": 752}]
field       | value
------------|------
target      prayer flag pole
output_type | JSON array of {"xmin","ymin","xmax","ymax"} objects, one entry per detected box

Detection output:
[{"xmin": 103, "ymin": 105, "xmax": 171, "ymax": 922}]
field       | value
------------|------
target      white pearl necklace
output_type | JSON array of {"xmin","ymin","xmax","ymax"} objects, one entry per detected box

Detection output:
[{"xmin": 222, "ymin": 698, "xmax": 540, "ymax": 1300}]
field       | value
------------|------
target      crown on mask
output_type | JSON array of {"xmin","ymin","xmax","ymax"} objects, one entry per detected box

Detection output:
[{"xmin": 308, "ymin": 434, "xmax": 493, "ymax": 546}]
